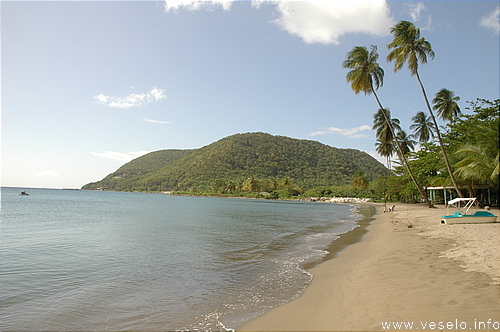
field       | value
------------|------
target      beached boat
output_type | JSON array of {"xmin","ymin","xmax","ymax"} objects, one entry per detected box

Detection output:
[{"xmin": 441, "ymin": 198, "xmax": 497, "ymax": 224}]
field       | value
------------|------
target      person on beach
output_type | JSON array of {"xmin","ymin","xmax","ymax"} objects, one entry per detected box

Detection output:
[{"xmin": 383, "ymin": 202, "xmax": 387, "ymax": 213}]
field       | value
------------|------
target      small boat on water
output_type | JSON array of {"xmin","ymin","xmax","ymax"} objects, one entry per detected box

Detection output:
[
  {"xmin": 19, "ymin": 191, "xmax": 30, "ymax": 196},
  {"xmin": 441, "ymin": 198, "xmax": 497, "ymax": 224}
]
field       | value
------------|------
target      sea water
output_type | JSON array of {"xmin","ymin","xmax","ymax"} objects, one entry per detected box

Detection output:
[{"xmin": 1, "ymin": 187, "xmax": 371, "ymax": 331}]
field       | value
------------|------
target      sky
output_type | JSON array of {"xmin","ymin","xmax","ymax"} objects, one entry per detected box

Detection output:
[{"xmin": 2, "ymin": 0, "xmax": 499, "ymax": 189}]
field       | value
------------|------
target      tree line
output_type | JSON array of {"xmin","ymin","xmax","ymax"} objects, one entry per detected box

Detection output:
[{"xmin": 343, "ymin": 20, "xmax": 498, "ymax": 206}]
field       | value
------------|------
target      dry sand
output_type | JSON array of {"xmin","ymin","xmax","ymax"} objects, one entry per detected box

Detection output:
[{"xmin": 239, "ymin": 203, "xmax": 500, "ymax": 331}]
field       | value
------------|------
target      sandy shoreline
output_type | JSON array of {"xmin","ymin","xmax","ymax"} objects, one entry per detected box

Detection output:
[{"xmin": 239, "ymin": 203, "xmax": 500, "ymax": 331}]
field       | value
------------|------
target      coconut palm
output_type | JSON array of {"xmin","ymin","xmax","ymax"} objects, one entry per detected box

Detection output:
[
  {"xmin": 343, "ymin": 45, "xmax": 433, "ymax": 207},
  {"xmin": 373, "ymin": 108, "xmax": 401, "ymax": 169},
  {"xmin": 433, "ymin": 88, "xmax": 461, "ymax": 122},
  {"xmin": 343, "ymin": 45, "xmax": 384, "ymax": 95},
  {"xmin": 396, "ymin": 130, "xmax": 416, "ymax": 155},
  {"xmin": 352, "ymin": 170, "xmax": 369, "ymax": 190},
  {"xmin": 373, "ymin": 108, "xmax": 401, "ymax": 143},
  {"xmin": 375, "ymin": 139, "xmax": 395, "ymax": 169},
  {"xmin": 410, "ymin": 111, "xmax": 435, "ymax": 143},
  {"xmin": 455, "ymin": 145, "xmax": 499, "ymax": 184},
  {"xmin": 454, "ymin": 118, "xmax": 499, "ymax": 184},
  {"xmin": 387, "ymin": 20, "xmax": 463, "ymax": 198},
  {"xmin": 386, "ymin": 21, "xmax": 434, "ymax": 76},
  {"xmin": 242, "ymin": 176, "xmax": 260, "ymax": 192}
]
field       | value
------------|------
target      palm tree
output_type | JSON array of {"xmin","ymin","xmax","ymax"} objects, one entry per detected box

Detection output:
[
  {"xmin": 433, "ymin": 88, "xmax": 462, "ymax": 122},
  {"xmin": 224, "ymin": 179, "xmax": 239, "ymax": 193},
  {"xmin": 387, "ymin": 20, "xmax": 464, "ymax": 198},
  {"xmin": 344, "ymin": 45, "xmax": 384, "ymax": 95},
  {"xmin": 455, "ymin": 145, "xmax": 499, "ymax": 184},
  {"xmin": 410, "ymin": 111, "xmax": 434, "ymax": 143},
  {"xmin": 373, "ymin": 108, "xmax": 400, "ymax": 169},
  {"xmin": 343, "ymin": 45, "xmax": 433, "ymax": 207},
  {"xmin": 396, "ymin": 130, "xmax": 416, "ymax": 155},
  {"xmin": 375, "ymin": 139, "xmax": 395, "ymax": 169},
  {"xmin": 454, "ymin": 118, "xmax": 499, "ymax": 184},
  {"xmin": 352, "ymin": 170, "xmax": 369, "ymax": 190},
  {"xmin": 373, "ymin": 108, "xmax": 401, "ymax": 143},
  {"xmin": 243, "ymin": 176, "xmax": 260, "ymax": 192}
]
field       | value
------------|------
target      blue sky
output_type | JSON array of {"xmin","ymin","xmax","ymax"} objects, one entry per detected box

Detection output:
[{"xmin": 2, "ymin": 0, "xmax": 499, "ymax": 189}]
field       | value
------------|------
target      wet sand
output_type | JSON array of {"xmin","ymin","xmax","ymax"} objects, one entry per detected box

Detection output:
[{"xmin": 239, "ymin": 203, "xmax": 500, "ymax": 331}]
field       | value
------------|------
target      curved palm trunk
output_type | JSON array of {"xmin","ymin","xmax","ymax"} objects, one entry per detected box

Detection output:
[
  {"xmin": 372, "ymin": 85, "xmax": 434, "ymax": 207},
  {"xmin": 415, "ymin": 71, "xmax": 464, "ymax": 198}
]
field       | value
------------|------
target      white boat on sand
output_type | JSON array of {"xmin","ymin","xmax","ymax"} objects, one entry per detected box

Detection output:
[{"xmin": 441, "ymin": 198, "xmax": 497, "ymax": 224}]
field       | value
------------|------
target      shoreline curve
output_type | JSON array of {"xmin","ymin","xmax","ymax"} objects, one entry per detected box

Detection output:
[{"xmin": 238, "ymin": 203, "xmax": 500, "ymax": 331}]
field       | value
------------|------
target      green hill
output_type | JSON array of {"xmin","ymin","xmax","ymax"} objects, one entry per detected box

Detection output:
[
  {"xmin": 83, "ymin": 149, "xmax": 194, "ymax": 191},
  {"xmin": 82, "ymin": 132, "xmax": 389, "ymax": 193}
]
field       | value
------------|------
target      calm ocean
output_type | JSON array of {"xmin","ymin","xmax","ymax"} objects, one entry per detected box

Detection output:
[{"xmin": 1, "ymin": 187, "xmax": 373, "ymax": 331}]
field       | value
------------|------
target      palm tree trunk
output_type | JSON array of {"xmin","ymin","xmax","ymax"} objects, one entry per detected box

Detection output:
[
  {"xmin": 415, "ymin": 71, "xmax": 464, "ymax": 198},
  {"xmin": 372, "ymin": 85, "xmax": 434, "ymax": 207}
]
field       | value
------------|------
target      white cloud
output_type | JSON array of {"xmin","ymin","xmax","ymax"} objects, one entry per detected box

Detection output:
[
  {"xmin": 250, "ymin": 0, "xmax": 267, "ymax": 10},
  {"xmin": 35, "ymin": 171, "xmax": 59, "ymax": 177},
  {"xmin": 406, "ymin": 3, "xmax": 433, "ymax": 31},
  {"xmin": 480, "ymin": 5, "xmax": 500, "ymax": 35},
  {"xmin": 309, "ymin": 125, "xmax": 371, "ymax": 138},
  {"xmin": 163, "ymin": 0, "xmax": 394, "ymax": 44},
  {"xmin": 144, "ymin": 117, "xmax": 172, "ymax": 124},
  {"xmin": 164, "ymin": 0, "xmax": 233, "ymax": 12},
  {"xmin": 91, "ymin": 151, "xmax": 151, "ymax": 162},
  {"xmin": 408, "ymin": 2, "xmax": 426, "ymax": 22},
  {"xmin": 272, "ymin": 0, "xmax": 395, "ymax": 44},
  {"xmin": 95, "ymin": 87, "xmax": 167, "ymax": 109}
]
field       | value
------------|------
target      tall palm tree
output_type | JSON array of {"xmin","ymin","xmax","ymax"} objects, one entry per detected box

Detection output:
[
  {"xmin": 375, "ymin": 139, "xmax": 395, "ymax": 169},
  {"xmin": 343, "ymin": 45, "xmax": 433, "ymax": 207},
  {"xmin": 410, "ymin": 111, "xmax": 434, "ymax": 143},
  {"xmin": 387, "ymin": 20, "xmax": 464, "ymax": 198},
  {"xmin": 433, "ymin": 88, "xmax": 462, "ymax": 122},
  {"xmin": 396, "ymin": 130, "xmax": 416, "ymax": 155},
  {"xmin": 373, "ymin": 108, "xmax": 401, "ymax": 143},
  {"xmin": 344, "ymin": 45, "xmax": 384, "ymax": 95},
  {"xmin": 373, "ymin": 108, "xmax": 401, "ymax": 169}
]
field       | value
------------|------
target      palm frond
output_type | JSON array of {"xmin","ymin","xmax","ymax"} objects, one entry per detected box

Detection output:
[{"xmin": 343, "ymin": 45, "xmax": 384, "ymax": 95}]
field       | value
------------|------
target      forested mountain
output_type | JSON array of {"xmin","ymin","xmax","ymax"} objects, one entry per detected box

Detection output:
[
  {"xmin": 83, "ymin": 149, "xmax": 194, "ymax": 190},
  {"xmin": 107, "ymin": 149, "xmax": 195, "ymax": 179},
  {"xmin": 82, "ymin": 132, "xmax": 389, "ymax": 192}
]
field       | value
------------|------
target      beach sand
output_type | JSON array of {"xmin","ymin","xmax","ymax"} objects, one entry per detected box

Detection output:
[{"xmin": 239, "ymin": 203, "xmax": 500, "ymax": 331}]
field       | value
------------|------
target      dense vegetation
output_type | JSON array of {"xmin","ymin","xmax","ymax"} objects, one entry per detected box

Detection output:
[
  {"xmin": 343, "ymin": 20, "xmax": 498, "ymax": 206},
  {"xmin": 82, "ymin": 132, "xmax": 390, "ymax": 198},
  {"xmin": 105, "ymin": 149, "xmax": 195, "ymax": 179},
  {"xmin": 378, "ymin": 99, "xmax": 499, "ymax": 204}
]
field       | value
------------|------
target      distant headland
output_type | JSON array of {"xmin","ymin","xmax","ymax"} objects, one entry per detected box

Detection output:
[{"xmin": 82, "ymin": 132, "xmax": 389, "ymax": 199}]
